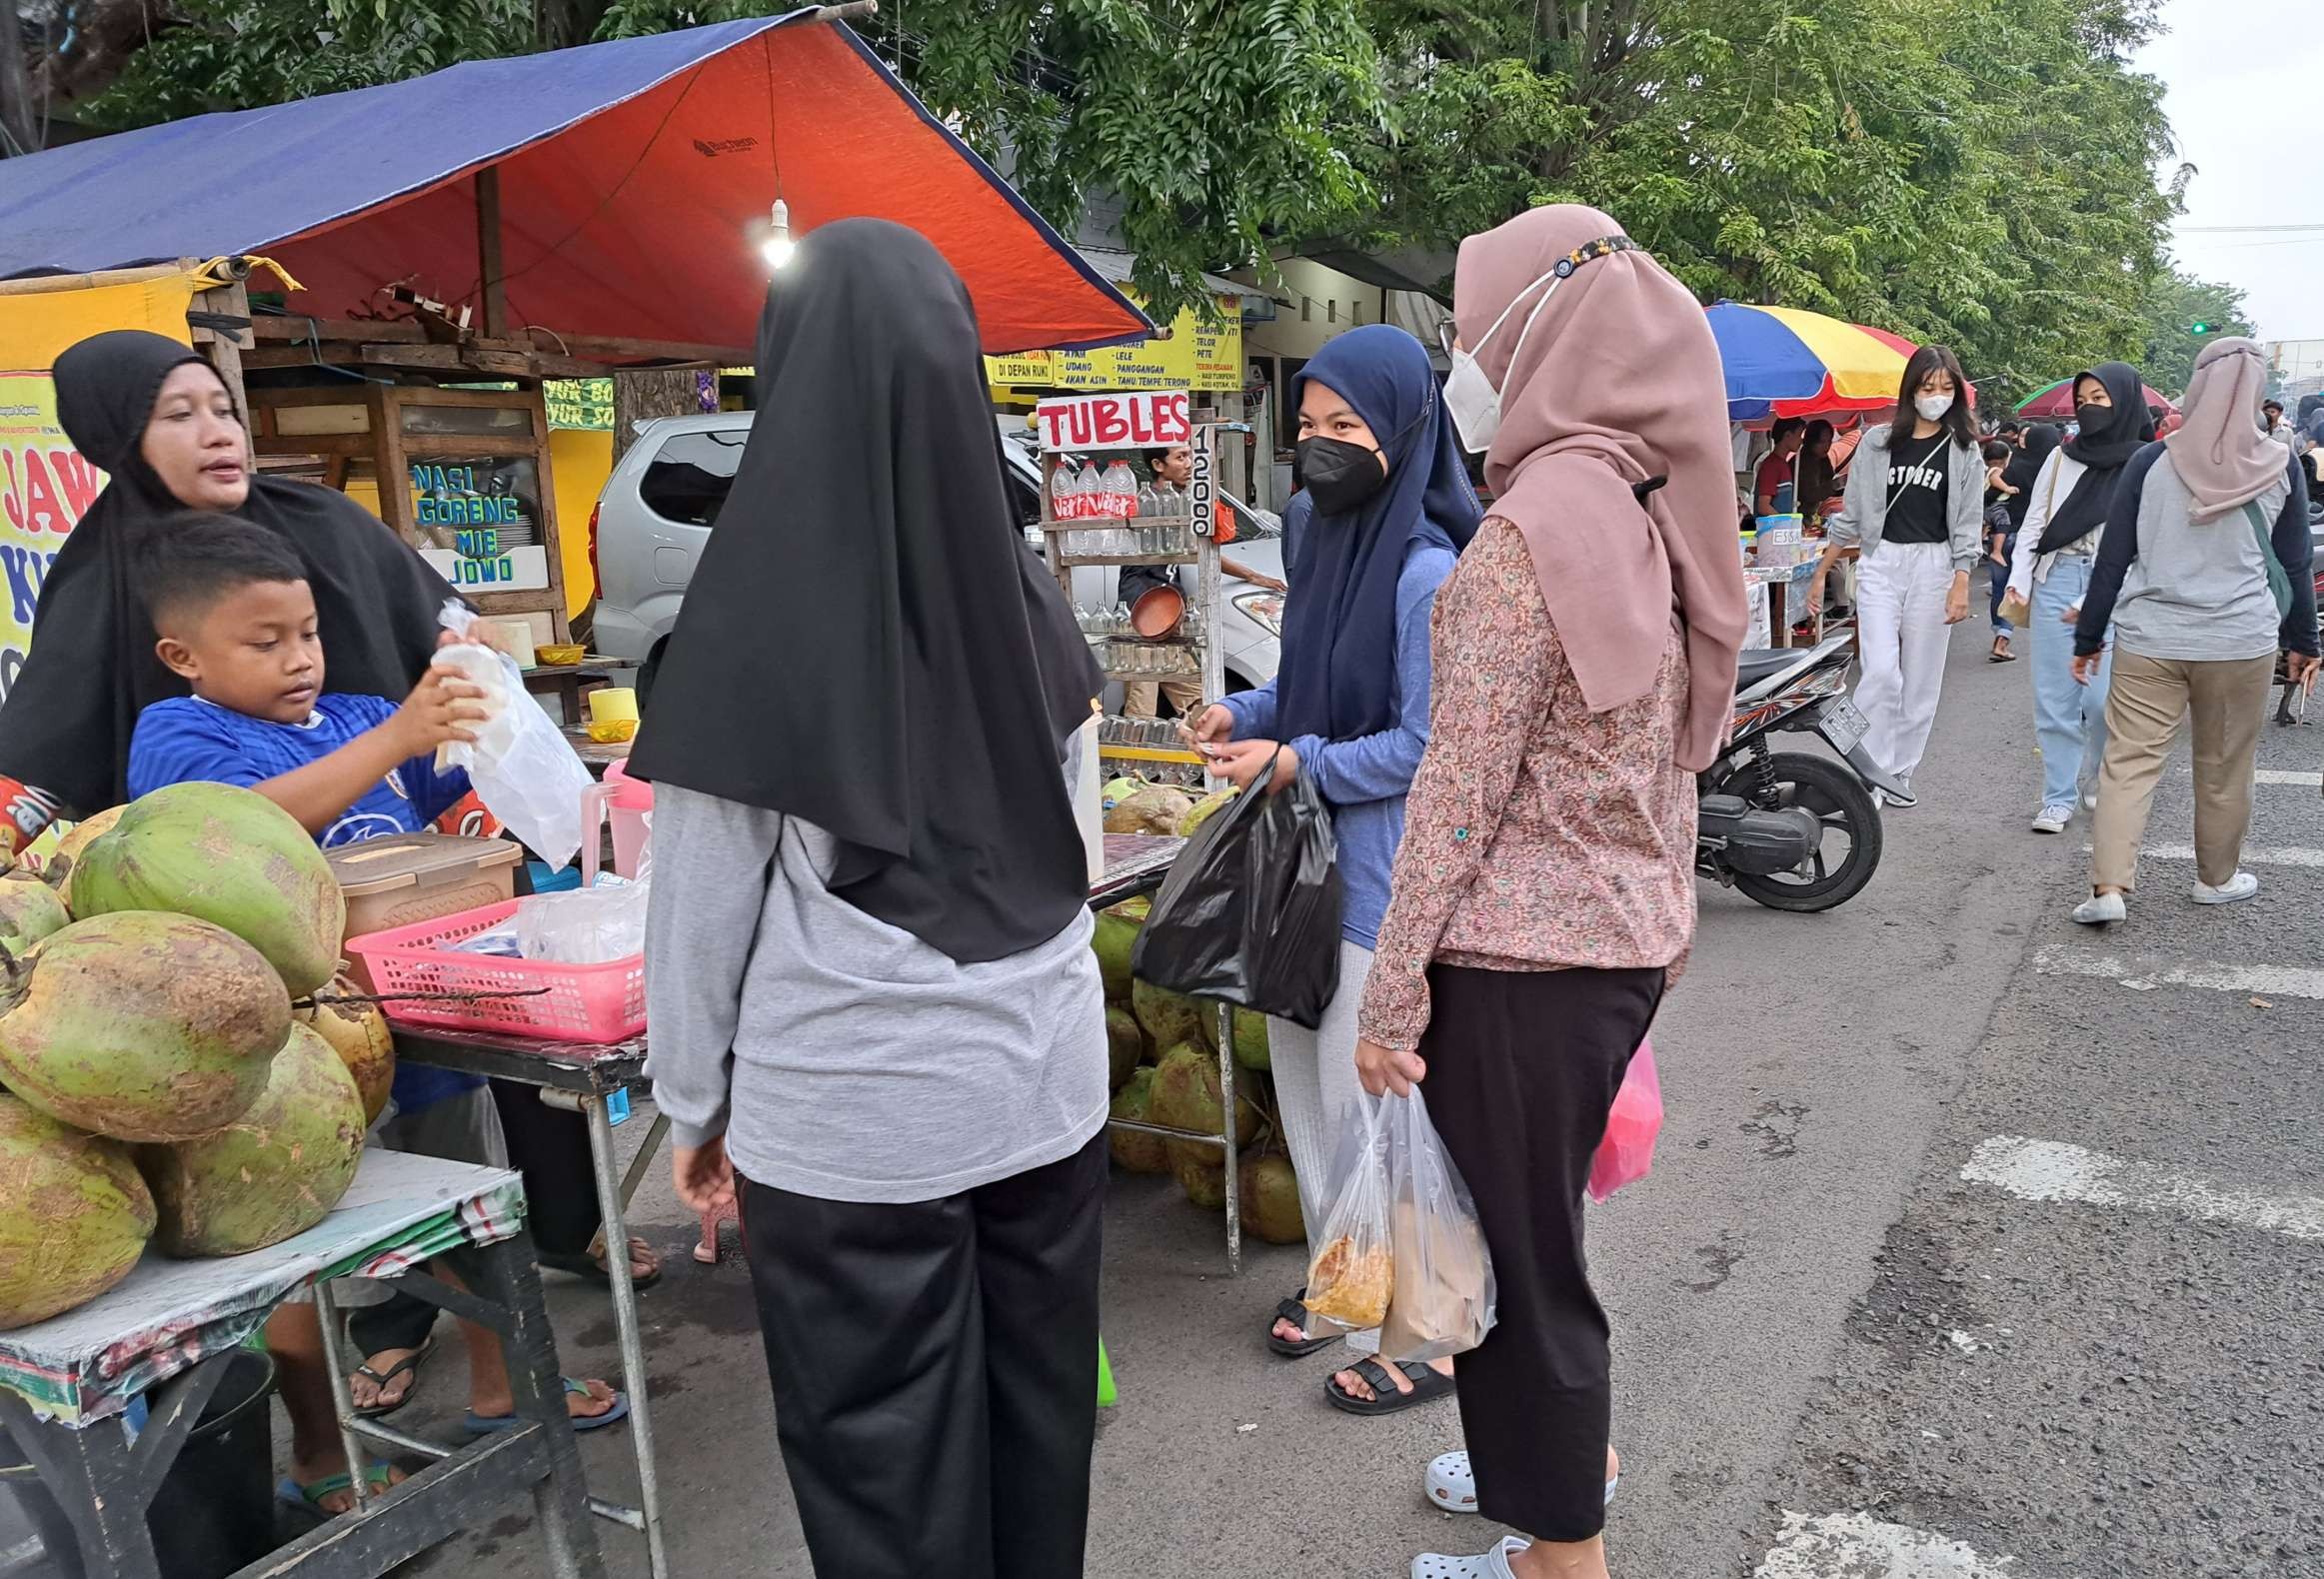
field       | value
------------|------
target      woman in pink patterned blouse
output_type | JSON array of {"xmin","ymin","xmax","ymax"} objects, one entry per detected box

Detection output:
[{"xmin": 1356, "ymin": 206, "xmax": 1745, "ymax": 1579}]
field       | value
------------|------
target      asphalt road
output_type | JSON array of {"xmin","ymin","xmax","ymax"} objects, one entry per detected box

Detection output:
[{"xmin": 379, "ymin": 614, "xmax": 2321, "ymax": 1578}]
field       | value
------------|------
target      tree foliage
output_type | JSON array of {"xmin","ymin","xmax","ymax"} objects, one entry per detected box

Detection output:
[{"xmin": 2137, "ymin": 267, "xmax": 2255, "ymax": 398}]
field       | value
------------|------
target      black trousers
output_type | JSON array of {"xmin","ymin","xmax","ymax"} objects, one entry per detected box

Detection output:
[
  {"xmin": 1424, "ymin": 962, "xmax": 1664, "ymax": 1544},
  {"xmin": 741, "ymin": 1132, "xmax": 1107, "ymax": 1579}
]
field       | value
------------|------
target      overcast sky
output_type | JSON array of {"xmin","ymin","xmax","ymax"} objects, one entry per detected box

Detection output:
[{"xmin": 2135, "ymin": 3, "xmax": 2322, "ymax": 344}]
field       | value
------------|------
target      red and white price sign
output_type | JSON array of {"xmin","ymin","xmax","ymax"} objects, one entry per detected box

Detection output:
[{"xmin": 1034, "ymin": 390, "xmax": 1190, "ymax": 453}]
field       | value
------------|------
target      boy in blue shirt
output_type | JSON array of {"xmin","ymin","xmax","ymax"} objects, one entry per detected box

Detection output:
[{"xmin": 129, "ymin": 515, "xmax": 626, "ymax": 1508}]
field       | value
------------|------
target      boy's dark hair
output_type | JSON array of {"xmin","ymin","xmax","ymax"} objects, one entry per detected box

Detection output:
[
  {"xmin": 1769, "ymin": 417, "xmax": 1804, "ymax": 446},
  {"xmin": 1981, "ymin": 439, "xmax": 2012, "ymax": 463},
  {"xmin": 135, "ymin": 512, "xmax": 307, "ymax": 632}
]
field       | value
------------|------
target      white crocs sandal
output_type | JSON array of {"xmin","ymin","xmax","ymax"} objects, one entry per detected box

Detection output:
[
  {"xmin": 1423, "ymin": 1449, "xmax": 1618, "ymax": 1514},
  {"xmin": 1411, "ymin": 1536, "xmax": 1528, "ymax": 1579}
]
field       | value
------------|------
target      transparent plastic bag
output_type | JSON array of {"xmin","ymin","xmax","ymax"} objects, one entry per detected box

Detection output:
[
  {"xmin": 436, "ymin": 602, "xmax": 595, "ymax": 870},
  {"xmin": 1302, "ymin": 1092, "xmax": 1394, "ymax": 1331},
  {"xmin": 1587, "ymin": 1038, "xmax": 1664, "ymax": 1203},
  {"xmin": 1377, "ymin": 1085, "xmax": 1496, "ymax": 1362},
  {"xmin": 515, "ymin": 879, "xmax": 651, "ymax": 963}
]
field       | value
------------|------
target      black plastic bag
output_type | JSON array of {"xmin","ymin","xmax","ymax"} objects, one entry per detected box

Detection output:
[{"xmin": 1130, "ymin": 757, "xmax": 1342, "ymax": 1027}]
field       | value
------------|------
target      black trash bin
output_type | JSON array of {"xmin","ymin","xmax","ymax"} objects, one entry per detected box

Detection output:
[{"xmin": 0, "ymin": 1348, "xmax": 277, "ymax": 1579}]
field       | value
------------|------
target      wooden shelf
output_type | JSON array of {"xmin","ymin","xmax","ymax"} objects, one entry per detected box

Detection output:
[
  {"xmin": 1057, "ymin": 554, "xmax": 1200, "ymax": 568},
  {"xmin": 1040, "ymin": 514, "xmax": 1197, "ymax": 533}
]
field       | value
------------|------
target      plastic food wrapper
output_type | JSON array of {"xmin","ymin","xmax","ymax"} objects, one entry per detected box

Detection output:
[
  {"xmin": 1376, "ymin": 1085, "xmax": 1496, "ymax": 1362},
  {"xmin": 434, "ymin": 602, "xmax": 596, "ymax": 870},
  {"xmin": 1130, "ymin": 755, "xmax": 1343, "ymax": 1027},
  {"xmin": 513, "ymin": 879, "xmax": 650, "ymax": 964},
  {"xmin": 1587, "ymin": 1038, "xmax": 1664, "ymax": 1203},
  {"xmin": 1302, "ymin": 1092, "xmax": 1394, "ymax": 1330}
]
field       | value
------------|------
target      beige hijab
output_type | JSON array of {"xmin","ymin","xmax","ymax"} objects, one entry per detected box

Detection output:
[
  {"xmin": 1453, "ymin": 205, "xmax": 1745, "ymax": 771},
  {"xmin": 2165, "ymin": 337, "xmax": 2284, "ymax": 521}
]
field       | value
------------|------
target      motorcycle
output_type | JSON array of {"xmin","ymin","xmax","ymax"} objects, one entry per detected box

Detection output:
[{"xmin": 1698, "ymin": 634, "xmax": 1896, "ymax": 911}]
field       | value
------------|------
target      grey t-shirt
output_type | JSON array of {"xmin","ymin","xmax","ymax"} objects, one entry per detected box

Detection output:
[
  {"xmin": 2111, "ymin": 453, "xmax": 2292, "ymax": 664},
  {"xmin": 644, "ymin": 776, "xmax": 1108, "ymax": 1205}
]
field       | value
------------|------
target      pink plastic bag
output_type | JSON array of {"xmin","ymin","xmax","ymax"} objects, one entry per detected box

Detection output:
[{"xmin": 1587, "ymin": 1038, "xmax": 1663, "ymax": 1203}]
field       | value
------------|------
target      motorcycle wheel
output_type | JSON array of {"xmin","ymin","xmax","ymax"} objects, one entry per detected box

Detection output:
[{"xmin": 1712, "ymin": 750, "xmax": 1883, "ymax": 912}]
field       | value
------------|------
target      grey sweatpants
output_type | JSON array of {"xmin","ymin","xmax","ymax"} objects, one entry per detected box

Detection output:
[{"xmin": 1267, "ymin": 937, "xmax": 1378, "ymax": 1355}]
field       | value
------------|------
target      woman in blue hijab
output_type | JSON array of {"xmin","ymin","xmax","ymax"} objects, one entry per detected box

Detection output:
[{"xmin": 1187, "ymin": 323, "xmax": 1479, "ymax": 1412}]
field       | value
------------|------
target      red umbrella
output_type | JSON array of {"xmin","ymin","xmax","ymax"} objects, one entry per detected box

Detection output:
[{"xmin": 2015, "ymin": 377, "xmax": 2177, "ymax": 420}]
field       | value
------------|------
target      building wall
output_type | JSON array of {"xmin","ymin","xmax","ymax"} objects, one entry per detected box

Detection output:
[{"xmin": 1236, "ymin": 258, "xmax": 1390, "ymax": 362}]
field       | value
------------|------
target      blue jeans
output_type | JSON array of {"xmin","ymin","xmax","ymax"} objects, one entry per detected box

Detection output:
[{"xmin": 2030, "ymin": 555, "xmax": 2111, "ymax": 808}]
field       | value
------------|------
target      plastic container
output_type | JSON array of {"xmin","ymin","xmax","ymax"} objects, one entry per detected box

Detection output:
[
  {"xmin": 580, "ymin": 761, "xmax": 654, "ymax": 886},
  {"xmin": 0, "ymin": 1350, "xmax": 276, "ymax": 1579},
  {"xmin": 346, "ymin": 900, "xmax": 646, "ymax": 1042},
  {"xmin": 329, "ymin": 833, "xmax": 523, "ymax": 946}
]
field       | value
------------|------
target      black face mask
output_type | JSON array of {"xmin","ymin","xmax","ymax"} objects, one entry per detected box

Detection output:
[
  {"xmin": 1297, "ymin": 436, "xmax": 1387, "ymax": 515},
  {"xmin": 2075, "ymin": 401, "xmax": 2113, "ymax": 437}
]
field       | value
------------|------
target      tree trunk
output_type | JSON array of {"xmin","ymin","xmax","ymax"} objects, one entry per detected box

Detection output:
[
  {"xmin": 0, "ymin": 0, "xmax": 39, "ymax": 156},
  {"xmin": 535, "ymin": 0, "xmax": 613, "ymax": 52},
  {"xmin": 611, "ymin": 368, "xmax": 706, "ymax": 462}
]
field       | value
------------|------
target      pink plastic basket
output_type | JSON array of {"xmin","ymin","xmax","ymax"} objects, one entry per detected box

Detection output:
[{"xmin": 345, "ymin": 899, "xmax": 645, "ymax": 1043}]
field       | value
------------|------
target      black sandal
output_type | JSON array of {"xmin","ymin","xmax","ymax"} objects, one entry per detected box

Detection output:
[
  {"xmin": 350, "ymin": 1336, "xmax": 434, "ymax": 1420},
  {"xmin": 1323, "ymin": 1356, "xmax": 1455, "ymax": 1416},
  {"xmin": 1266, "ymin": 1289, "xmax": 1338, "ymax": 1358},
  {"xmin": 538, "ymin": 1236, "xmax": 664, "ymax": 1290}
]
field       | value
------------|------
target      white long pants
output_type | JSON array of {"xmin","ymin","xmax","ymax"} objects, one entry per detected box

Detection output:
[
  {"xmin": 1267, "ymin": 937, "xmax": 1379, "ymax": 1355},
  {"xmin": 1854, "ymin": 539, "xmax": 1956, "ymax": 785}
]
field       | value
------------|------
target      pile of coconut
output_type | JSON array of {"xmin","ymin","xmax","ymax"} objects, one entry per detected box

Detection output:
[
  {"xmin": 0, "ymin": 784, "xmax": 391, "ymax": 1332},
  {"xmin": 1091, "ymin": 883, "xmax": 1302, "ymax": 1249}
]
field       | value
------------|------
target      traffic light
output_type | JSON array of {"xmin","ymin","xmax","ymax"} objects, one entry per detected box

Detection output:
[{"xmin": 2190, "ymin": 320, "xmax": 2214, "ymax": 336}]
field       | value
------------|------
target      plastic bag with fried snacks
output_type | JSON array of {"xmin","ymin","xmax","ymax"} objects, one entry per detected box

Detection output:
[{"xmin": 1302, "ymin": 1092, "xmax": 1394, "ymax": 1329}]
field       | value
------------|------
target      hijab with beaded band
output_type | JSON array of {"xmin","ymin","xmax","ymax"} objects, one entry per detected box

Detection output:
[
  {"xmin": 1452, "ymin": 205, "xmax": 1746, "ymax": 772},
  {"xmin": 0, "ymin": 331, "xmax": 457, "ymax": 820}
]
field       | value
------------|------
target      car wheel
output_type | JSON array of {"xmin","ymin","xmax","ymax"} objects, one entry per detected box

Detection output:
[{"xmin": 638, "ymin": 641, "xmax": 665, "ymax": 711}]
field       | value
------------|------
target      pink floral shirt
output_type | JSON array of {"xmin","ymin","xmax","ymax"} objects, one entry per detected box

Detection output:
[{"xmin": 1356, "ymin": 518, "xmax": 1697, "ymax": 1052}]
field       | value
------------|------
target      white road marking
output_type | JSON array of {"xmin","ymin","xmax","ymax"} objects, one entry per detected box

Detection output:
[
  {"xmin": 1961, "ymin": 1136, "xmax": 2324, "ymax": 1241},
  {"xmin": 1754, "ymin": 1511, "xmax": 2016, "ymax": 1577},
  {"xmin": 2032, "ymin": 946, "xmax": 2324, "ymax": 1000},
  {"xmin": 2254, "ymin": 770, "xmax": 2318, "ymax": 787},
  {"xmin": 2078, "ymin": 842, "xmax": 2324, "ymax": 868}
]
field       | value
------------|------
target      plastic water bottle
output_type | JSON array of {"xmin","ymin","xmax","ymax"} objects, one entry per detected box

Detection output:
[
  {"xmin": 1138, "ymin": 481, "xmax": 1159, "ymax": 520},
  {"xmin": 1103, "ymin": 460, "xmax": 1139, "ymax": 522},
  {"xmin": 1052, "ymin": 464, "xmax": 1081, "ymax": 522}
]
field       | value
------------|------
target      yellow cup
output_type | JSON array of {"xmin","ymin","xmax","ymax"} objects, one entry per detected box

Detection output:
[{"xmin": 589, "ymin": 688, "xmax": 640, "ymax": 726}]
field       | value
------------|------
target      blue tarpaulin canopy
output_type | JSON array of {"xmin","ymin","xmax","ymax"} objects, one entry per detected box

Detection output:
[{"xmin": 0, "ymin": 15, "xmax": 1148, "ymax": 355}]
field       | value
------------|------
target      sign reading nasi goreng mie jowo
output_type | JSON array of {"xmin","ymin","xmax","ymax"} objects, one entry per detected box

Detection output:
[{"xmin": 409, "ymin": 460, "xmax": 549, "ymax": 593}]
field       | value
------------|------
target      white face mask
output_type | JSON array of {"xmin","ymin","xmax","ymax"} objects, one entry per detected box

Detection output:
[
  {"xmin": 1441, "ymin": 237, "xmax": 1640, "ymax": 455},
  {"xmin": 1915, "ymin": 393, "xmax": 1954, "ymax": 422}
]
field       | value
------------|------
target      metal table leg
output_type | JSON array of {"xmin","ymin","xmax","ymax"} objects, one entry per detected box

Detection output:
[
  {"xmin": 580, "ymin": 1090, "xmax": 669, "ymax": 1578},
  {"xmin": 469, "ymin": 1234, "xmax": 609, "ymax": 1579},
  {"xmin": 1216, "ymin": 1001, "xmax": 1241, "ymax": 1277}
]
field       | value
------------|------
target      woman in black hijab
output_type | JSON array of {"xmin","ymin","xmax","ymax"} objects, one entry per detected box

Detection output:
[
  {"xmin": 0, "ymin": 331, "xmax": 456, "ymax": 847},
  {"xmin": 2002, "ymin": 365, "xmax": 2153, "ymax": 832},
  {"xmin": 637, "ymin": 219, "xmax": 1109, "ymax": 1579}
]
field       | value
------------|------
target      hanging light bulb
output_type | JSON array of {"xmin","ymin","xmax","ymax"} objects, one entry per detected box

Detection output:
[{"xmin": 760, "ymin": 198, "xmax": 796, "ymax": 269}]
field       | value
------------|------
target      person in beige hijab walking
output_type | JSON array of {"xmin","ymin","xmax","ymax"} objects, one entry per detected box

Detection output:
[
  {"xmin": 2069, "ymin": 336, "xmax": 2317, "ymax": 926},
  {"xmin": 1352, "ymin": 205, "xmax": 1745, "ymax": 1579}
]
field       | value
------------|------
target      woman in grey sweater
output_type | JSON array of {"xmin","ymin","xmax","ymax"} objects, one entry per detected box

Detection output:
[
  {"xmin": 2070, "ymin": 337, "xmax": 2318, "ymax": 925},
  {"xmin": 632, "ymin": 221, "xmax": 1110, "ymax": 1579}
]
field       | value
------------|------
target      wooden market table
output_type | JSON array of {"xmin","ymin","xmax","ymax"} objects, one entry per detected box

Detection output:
[
  {"xmin": 384, "ymin": 1025, "xmax": 665, "ymax": 1579},
  {"xmin": 0, "ymin": 1150, "xmax": 604, "ymax": 1579}
]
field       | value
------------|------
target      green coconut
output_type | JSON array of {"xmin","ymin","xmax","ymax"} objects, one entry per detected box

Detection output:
[
  {"xmin": 297, "ymin": 973, "xmax": 396, "ymax": 1126},
  {"xmin": 1174, "ymin": 1152, "xmax": 1226, "ymax": 1211},
  {"xmin": 1175, "ymin": 789, "xmax": 1239, "ymax": 838},
  {"xmin": 1091, "ymin": 897, "xmax": 1146, "ymax": 1004},
  {"xmin": 1106, "ymin": 1006, "xmax": 1143, "ymax": 1092},
  {"xmin": 0, "ymin": 876, "xmax": 70, "ymax": 950},
  {"xmin": 0, "ymin": 911, "xmax": 291, "ymax": 1143},
  {"xmin": 71, "ymin": 784, "xmax": 345, "ymax": 995},
  {"xmin": 49, "ymin": 804, "xmax": 126, "ymax": 916},
  {"xmin": 139, "ymin": 1022, "xmax": 365, "ymax": 1257},
  {"xmin": 1230, "ymin": 1008, "xmax": 1270, "ymax": 1071},
  {"xmin": 1132, "ymin": 976, "xmax": 1211, "ymax": 1055},
  {"xmin": 1238, "ymin": 1153, "xmax": 1305, "ymax": 1245},
  {"xmin": 1107, "ymin": 1068, "xmax": 1169, "ymax": 1174},
  {"xmin": 1146, "ymin": 1041, "xmax": 1259, "ymax": 1170},
  {"xmin": 0, "ymin": 1093, "xmax": 154, "ymax": 1329}
]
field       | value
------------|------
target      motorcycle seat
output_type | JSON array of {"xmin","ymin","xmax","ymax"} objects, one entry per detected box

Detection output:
[{"xmin": 1733, "ymin": 649, "xmax": 1803, "ymax": 694}]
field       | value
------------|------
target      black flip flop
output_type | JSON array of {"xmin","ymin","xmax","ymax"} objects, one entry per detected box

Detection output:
[
  {"xmin": 351, "ymin": 1336, "xmax": 434, "ymax": 1420},
  {"xmin": 1323, "ymin": 1356, "xmax": 1455, "ymax": 1416},
  {"xmin": 538, "ymin": 1236, "xmax": 664, "ymax": 1290},
  {"xmin": 1266, "ymin": 1289, "xmax": 1339, "ymax": 1358}
]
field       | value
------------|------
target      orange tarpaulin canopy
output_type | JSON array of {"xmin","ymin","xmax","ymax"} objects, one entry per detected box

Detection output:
[{"xmin": 0, "ymin": 14, "xmax": 1149, "ymax": 357}]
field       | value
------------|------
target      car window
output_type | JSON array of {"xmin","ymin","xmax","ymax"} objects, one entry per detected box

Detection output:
[
  {"xmin": 640, "ymin": 430, "xmax": 749, "ymax": 527},
  {"xmin": 1002, "ymin": 461, "xmax": 1043, "ymax": 528}
]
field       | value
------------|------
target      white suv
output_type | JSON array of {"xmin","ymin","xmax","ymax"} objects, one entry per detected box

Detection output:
[{"xmin": 589, "ymin": 414, "xmax": 1283, "ymax": 702}]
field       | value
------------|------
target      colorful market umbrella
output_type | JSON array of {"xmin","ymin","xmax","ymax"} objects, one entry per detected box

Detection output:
[
  {"xmin": 1706, "ymin": 301, "xmax": 1922, "ymax": 423},
  {"xmin": 2014, "ymin": 378, "xmax": 2177, "ymax": 421}
]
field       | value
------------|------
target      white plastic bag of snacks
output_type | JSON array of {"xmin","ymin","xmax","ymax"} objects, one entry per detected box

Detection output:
[
  {"xmin": 1375, "ymin": 1085, "xmax": 1496, "ymax": 1362},
  {"xmin": 434, "ymin": 602, "xmax": 594, "ymax": 870},
  {"xmin": 1302, "ymin": 1091, "xmax": 1394, "ymax": 1330}
]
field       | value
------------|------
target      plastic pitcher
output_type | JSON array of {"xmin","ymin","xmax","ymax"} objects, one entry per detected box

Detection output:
[{"xmin": 581, "ymin": 759, "xmax": 655, "ymax": 885}]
